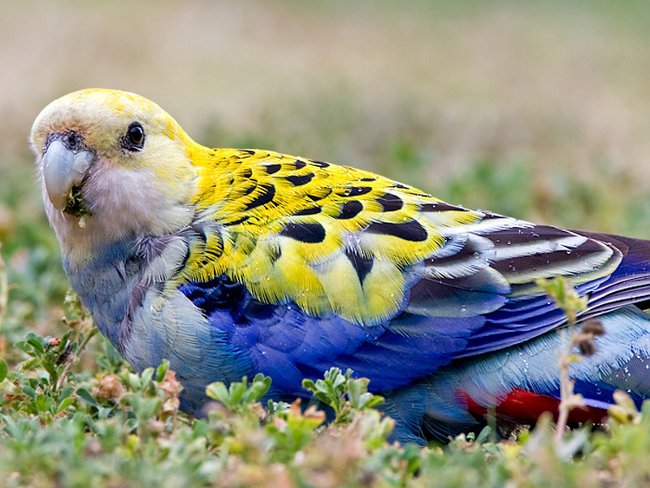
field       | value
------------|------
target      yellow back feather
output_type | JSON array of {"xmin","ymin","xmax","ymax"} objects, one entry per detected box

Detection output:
[{"xmin": 179, "ymin": 145, "xmax": 483, "ymax": 324}]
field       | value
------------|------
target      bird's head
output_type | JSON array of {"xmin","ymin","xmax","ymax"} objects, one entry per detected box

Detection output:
[{"xmin": 31, "ymin": 89, "xmax": 198, "ymax": 264}]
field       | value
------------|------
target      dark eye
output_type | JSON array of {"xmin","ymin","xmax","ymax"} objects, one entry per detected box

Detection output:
[{"xmin": 122, "ymin": 122, "xmax": 145, "ymax": 151}]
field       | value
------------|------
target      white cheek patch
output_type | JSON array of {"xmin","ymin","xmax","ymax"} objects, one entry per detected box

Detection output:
[
  {"xmin": 83, "ymin": 158, "xmax": 195, "ymax": 239},
  {"xmin": 44, "ymin": 156, "xmax": 196, "ymax": 265}
]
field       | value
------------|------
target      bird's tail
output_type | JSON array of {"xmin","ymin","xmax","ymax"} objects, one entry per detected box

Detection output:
[{"xmin": 384, "ymin": 305, "xmax": 650, "ymax": 443}]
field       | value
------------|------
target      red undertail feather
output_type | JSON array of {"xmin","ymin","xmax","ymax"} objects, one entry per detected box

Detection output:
[{"xmin": 459, "ymin": 388, "xmax": 608, "ymax": 425}]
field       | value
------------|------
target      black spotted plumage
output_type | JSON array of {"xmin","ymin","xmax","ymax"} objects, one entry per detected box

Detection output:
[
  {"xmin": 280, "ymin": 222, "xmax": 326, "ymax": 243},
  {"xmin": 244, "ymin": 184, "xmax": 276, "ymax": 210},
  {"xmin": 377, "ymin": 192, "xmax": 404, "ymax": 212},
  {"xmin": 366, "ymin": 220, "xmax": 428, "ymax": 242},
  {"xmin": 336, "ymin": 201, "xmax": 364, "ymax": 219}
]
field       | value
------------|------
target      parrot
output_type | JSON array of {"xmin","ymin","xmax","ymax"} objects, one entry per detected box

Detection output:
[{"xmin": 30, "ymin": 88, "xmax": 650, "ymax": 443}]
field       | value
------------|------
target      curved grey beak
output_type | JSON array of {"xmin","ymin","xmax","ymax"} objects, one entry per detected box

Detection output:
[{"xmin": 42, "ymin": 140, "xmax": 95, "ymax": 210}]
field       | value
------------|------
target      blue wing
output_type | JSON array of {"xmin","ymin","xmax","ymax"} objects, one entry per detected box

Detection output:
[
  {"xmin": 180, "ymin": 275, "xmax": 483, "ymax": 393},
  {"xmin": 178, "ymin": 223, "xmax": 650, "ymax": 396}
]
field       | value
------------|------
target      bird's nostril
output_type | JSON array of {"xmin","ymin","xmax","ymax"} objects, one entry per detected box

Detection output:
[
  {"xmin": 64, "ymin": 131, "xmax": 81, "ymax": 151},
  {"xmin": 44, "ymin": 131, "xmax": 85, "ymax": 153}
]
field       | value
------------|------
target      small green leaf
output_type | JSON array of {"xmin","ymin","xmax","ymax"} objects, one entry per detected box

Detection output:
[
  {"xmin": 205, "ymin": 374, "xmax": 272, "ymax": 413},
  {"xmin": 476, "ymin": 425, "xmax": 492, "ymax": 443},
  {"xmin": 155, "ymin": 359, "xmax": 169, "ymax": 382},
  {"xmin": 26, "ymin": 335, "xmax": 46, "ymax": 355},
  {"xmin": 140, "ymin": 367, "xmax": 154, "ymax": 385},
  {"xmin": 76, "ymin": 388, "xmax": 98, "ymax": 406},
  {"xmin": 205, "ymin": 382, "xmax": 229, "ymax": 404},
  {"xmin": 0, "ymin": 357, "xmax": 8, "ymax": 382},
  {"xmin": 56, "ymin": 397, "xmax": 76, "ymax": 413}
]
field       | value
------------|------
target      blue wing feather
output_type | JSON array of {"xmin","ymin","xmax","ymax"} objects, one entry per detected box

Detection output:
[
  {"xmin": 179, "ymin": 276, "xmax": 486, "ymax": 391},
  {"xmin": 178, "ymin": 228, "xmax": 650, "ymax": 400}
]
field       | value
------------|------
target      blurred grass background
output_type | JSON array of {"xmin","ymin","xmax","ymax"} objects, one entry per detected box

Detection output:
[{"xmin": 3, "ymin": 0, "xmax": 650, "ymax": 338}]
